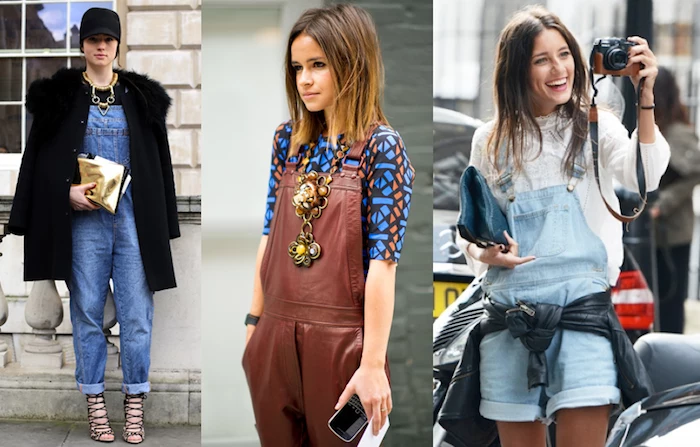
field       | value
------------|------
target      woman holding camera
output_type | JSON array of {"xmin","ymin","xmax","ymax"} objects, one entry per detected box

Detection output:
[
  {"xmin": 9, "ymin": 8, "xmax": 178, "ymax": 444},
  {"xmin": 462, "ymin": 6, "xmax": 669, "ymax": 447},
  {"xmin": 241, "ymin": 4, "xmax": 414, "ymax": 446}
]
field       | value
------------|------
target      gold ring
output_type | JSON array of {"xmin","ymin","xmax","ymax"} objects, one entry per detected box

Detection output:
[{"xmin": 381, "ymin": 408, "xmax": 387, "ymax": 412}]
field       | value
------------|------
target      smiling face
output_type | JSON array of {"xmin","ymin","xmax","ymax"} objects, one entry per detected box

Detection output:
[
  {"xmin": 528, "ymin": 28, "xmax": 575, "ymax": 116},
  {"xmin": 290, "ymin": 33, "xmax": 336, "ymax": 120},
  {"xmin": 81, "ymin": 34, "xmax": 118, "ymax": 69}
]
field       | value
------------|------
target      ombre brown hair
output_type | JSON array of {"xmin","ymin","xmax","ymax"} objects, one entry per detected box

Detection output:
[
  {"xmin": 487, "ymin": 5, "xmax": 589, "ymax": 174},
  {"xmin": 654, "ymin": 66, "xmax": 690, "ymax": 135},
  {"xmin": 284, "ymin": 4, "xmax": 388, "ymax": 155}
]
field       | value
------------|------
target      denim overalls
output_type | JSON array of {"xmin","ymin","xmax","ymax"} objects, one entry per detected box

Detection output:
[
  {"xmin": 479, "ymin": 150, "xmax": 620, "ymax": 423},
  {"xmin": 67, "ymin": 104, "xmax": 154, "ymax": 396}
]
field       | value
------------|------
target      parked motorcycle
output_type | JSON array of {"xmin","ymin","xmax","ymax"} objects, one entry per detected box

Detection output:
[
  {"xmin": 607, "ymin": 333, "xmax": 700, "ymax": 446},
  {"xmin": 433, "ymin": 274, "xmax": 485, "ymax": 447}
]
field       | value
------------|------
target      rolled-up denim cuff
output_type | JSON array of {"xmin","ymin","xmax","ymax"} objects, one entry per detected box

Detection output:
[
  {"xmin": 546, "ymin": 385, "xmax": 620, "ymax": 420},
  {"xmin": 480, "ymin": 399, "xmax": 545, "ymax": 423},
  {"xmin": 78, "ymin": 381, "xmax": 106, "ymax": 395},
  {"xmin": 122, "ymin": 381, "xmax": 150, "ymax": 395}
]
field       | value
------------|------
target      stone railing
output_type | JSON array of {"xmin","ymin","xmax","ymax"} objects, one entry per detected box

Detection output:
[{"xmin": 0, "ymin": 195, "xmax": 201, "ymax": 424}]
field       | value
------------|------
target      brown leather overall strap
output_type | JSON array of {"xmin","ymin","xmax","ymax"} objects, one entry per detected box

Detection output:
[{"xmin": 342, "ymin": 125, "xmax": 380, "ymax": 174}]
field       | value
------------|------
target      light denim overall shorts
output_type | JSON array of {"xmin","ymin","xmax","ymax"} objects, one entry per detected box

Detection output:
[
  {"xmin": 479, "ymin": 151, "xmax": 620, "ymax": 423},
  {"xmin": 67, "ymin": 104, "xmax": 154, "ymax": 396}
]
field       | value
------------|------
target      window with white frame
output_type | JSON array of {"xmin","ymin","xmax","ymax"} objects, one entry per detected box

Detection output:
[{"xmin": 0, "ymin": 0, "xmax": 114, "ymax": 162}]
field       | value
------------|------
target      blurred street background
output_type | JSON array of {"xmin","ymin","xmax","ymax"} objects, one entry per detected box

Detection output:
[{"xmin": 435, "ymin": 0, "xmax": 700, "ymax": 130}]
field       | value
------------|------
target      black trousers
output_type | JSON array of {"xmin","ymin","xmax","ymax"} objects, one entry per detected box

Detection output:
[{"xmin": 657, "ymin": 244, "xmax": 691, "ymax": 333}]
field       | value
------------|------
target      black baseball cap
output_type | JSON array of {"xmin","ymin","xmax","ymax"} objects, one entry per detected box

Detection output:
[{"xmin": 80, "ymin": 8, "xmax": 121, "ymax": 44}]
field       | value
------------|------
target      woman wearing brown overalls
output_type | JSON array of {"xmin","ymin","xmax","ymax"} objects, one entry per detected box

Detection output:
[{"xmin": 241, "ymin": 5, "xmax": 414, "ymax": 446}]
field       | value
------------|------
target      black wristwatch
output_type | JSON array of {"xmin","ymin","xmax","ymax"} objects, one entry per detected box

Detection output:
[{"xmin": 245, "ymin": 313, "xmax": 260, "ymax": 326}]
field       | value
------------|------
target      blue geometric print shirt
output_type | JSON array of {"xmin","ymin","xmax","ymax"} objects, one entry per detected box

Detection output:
[{"xmin": 263, "ymin": 121, "xmax": 415, "ymax": 275}]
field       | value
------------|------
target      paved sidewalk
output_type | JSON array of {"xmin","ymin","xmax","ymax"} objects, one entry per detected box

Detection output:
[{"xmin": 0, "ymin": 419, "xmax": 200, "ymax": 447}]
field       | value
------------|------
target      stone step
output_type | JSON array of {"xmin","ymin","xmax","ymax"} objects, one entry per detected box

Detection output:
[
  {"xmin": 0, "ymin": 363, "xmax": 200, "ymax": 425},
  {"xmin": 0, "ymin": 419, "xmax": 201, "ymax": 447}
]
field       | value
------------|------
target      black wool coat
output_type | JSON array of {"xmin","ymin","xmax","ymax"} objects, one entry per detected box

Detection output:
[{"xmin": 9, "ymin": 68, "xmax": 180, "ymax": 291}]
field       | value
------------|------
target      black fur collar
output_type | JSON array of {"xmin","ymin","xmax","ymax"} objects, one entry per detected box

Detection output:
[{"xmin": 26, "ymin": 67, "xmax": 171, "ymax": 127}]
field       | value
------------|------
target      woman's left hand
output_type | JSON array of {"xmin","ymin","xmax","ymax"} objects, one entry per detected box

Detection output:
[
  {"xmin": 626, "ymin": 36, "xmax": 658, "ymax": 94},
  {"xmin": 335, "ymin": 365, "xmax": 392, "ymax": 436}
]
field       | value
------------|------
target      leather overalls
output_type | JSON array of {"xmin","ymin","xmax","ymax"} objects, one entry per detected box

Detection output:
[{"xmin": 243, "ymin": 137, "xmax": 388, "ymax": 446}]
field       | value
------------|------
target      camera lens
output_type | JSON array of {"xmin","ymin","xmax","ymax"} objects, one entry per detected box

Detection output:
[{"xmin": 604, "ymin": 48, "xmax": 628, "ymax": 71}]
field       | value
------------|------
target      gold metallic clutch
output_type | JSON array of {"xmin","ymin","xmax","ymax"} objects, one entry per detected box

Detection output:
[{"xmin": 74, "ymin": 155, "xmax": 131, "ymax": 214}]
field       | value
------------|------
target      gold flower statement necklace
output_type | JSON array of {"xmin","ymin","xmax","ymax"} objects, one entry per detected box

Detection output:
[
  {"xmin": 82, "ymin": 72, "xmax": 118, "ymax": 116},
  {"xmin": 288, "ymin": 141, "xmax": 351, "ymax": 267}
]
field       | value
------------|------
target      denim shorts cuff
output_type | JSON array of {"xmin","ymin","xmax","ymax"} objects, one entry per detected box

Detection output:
[
  {"xmin": 480, "ymin": 399, "xmax": 546, "ymax": 423},
  {"xmin": 78, "ymin": 381, "xmax": 106, "ymax": 395},
  {"xmin": 122, "ymin": 381, "xmax": 150, "ymax": 395},
  {"xmin": 546, "ymin": 386, "xmax": 621, "ymax": 419}
]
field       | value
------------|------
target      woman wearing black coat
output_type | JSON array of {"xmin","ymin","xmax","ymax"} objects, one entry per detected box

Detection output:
[{"xmin": 9, "ymin": 8, "xmax": 178, "ymax": 444}]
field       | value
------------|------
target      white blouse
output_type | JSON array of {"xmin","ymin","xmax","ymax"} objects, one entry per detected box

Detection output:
[{"xmin": 462, "ymin": 109, "xmax": 671, "ymax": 284}]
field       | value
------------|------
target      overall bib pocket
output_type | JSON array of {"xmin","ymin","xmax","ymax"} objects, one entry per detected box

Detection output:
[{"xmin": 513, "ymin": 204, "xmax": 569, "ymax": 258}]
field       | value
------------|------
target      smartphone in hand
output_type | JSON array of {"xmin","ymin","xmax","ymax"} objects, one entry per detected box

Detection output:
[{"xmin": 328, "ymin": 394, "xmax": 368, "ymax": 442}]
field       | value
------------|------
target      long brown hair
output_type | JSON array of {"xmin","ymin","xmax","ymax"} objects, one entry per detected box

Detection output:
[
  {"xmin": 487, "ymin": 5, "xmax": 589, "ymax": 174},
  {"xmin": 284, "ymin": 4, "xmax": 388, "ymax": 155},
  {"xmin": 654, "ymin": 66, "xmax": 690, "ymax": 134}
]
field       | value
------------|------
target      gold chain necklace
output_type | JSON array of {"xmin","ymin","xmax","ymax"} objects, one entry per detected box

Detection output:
[
  {"xmin": 82, "ymin": 72, "xmax": 118, "ymax": 116},
  {"xmin": 288, "ymin": 140, "xmax": 351, "ymax": 267}
]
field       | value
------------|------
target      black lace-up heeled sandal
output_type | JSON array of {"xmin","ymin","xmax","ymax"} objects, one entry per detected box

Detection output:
[
  {"xmin": 123, "ymin": 393, "xmax": 147, "ymax": 444},
  {"xmin": 86, "ymin": 393, "xmax": 115, "ymax": 443}
]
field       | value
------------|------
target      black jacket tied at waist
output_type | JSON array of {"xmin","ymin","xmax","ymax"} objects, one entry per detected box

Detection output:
[
  {"xmin": 483, "ymin": 292, "xmax": 620, "ymax": 389},
  {"xmin": 438, "ymin": 291, "xmax": 654, "ymax": 447}
]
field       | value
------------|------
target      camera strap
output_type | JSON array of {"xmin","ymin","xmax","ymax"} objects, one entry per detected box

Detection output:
[{"xmin": 588, "ymin": 68, "xmax": 648, "ymax": 226}]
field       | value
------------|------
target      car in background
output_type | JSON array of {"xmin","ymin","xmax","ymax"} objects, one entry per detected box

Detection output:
[{"xmin": 432, "ymin": 107, "xmax": 482, "ymax": 317}]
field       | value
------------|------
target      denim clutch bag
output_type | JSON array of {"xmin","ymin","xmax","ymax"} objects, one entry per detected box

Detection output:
[{"xmin": 456, "ymin": 166, "xmax": 510, "ymax": 248}]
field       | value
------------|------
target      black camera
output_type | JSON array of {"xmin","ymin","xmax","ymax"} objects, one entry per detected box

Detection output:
[{"xmin": 591, "ymin": 38, "xmax": 639, "ymax": 76}]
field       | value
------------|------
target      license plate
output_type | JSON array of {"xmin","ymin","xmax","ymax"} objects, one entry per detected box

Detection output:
[{"xmin": 434, "ymin": 281, "xmax": 469, "ymax": 317}]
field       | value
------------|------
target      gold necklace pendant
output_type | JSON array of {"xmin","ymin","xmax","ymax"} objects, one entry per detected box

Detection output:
[
  {"xmin": 288, "ymin": 171, "xmax": 330, "ymax": 267},
  {"xmin": 84, "ymin": 72, "xmax": 118, "ymax": 116},
  {"xmin": 91, "ymin": 85, "xmax": 115, "ymax": 116},
  {"xmin": 292, "ymin": 170, "xmax": 330, "ymax": 218},
  {"xmin": 82, "ymin": 72, "xmax": 118, "ymax": 90},
  {"xmin": 287, "ymin": 140, "xmax": 350, "ymax": 267},
  {"xmin": 288, "ymin": 224, "xmax": 321, "ymax": 267}
]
